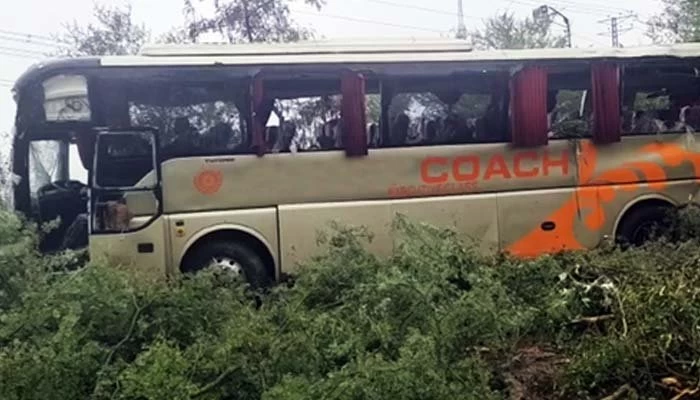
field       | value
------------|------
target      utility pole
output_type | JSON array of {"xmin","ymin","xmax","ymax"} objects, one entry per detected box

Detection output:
[
  {"xmin": 533, "ymin": 5, "xmax": 571, "ymax": 48},
  {"xmin": 456, "ymin": 0, "xmax": 467, "ymax": 40},
  {"xmin": 598, "ymin": 12, "xmax": 635, "ymax": 48}
]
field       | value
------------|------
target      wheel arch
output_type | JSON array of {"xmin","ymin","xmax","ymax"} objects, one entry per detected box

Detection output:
[
  {"xmin": 612, "ymin": 194, "xmax": 677, "ymax": 239},
  {"xmin": 178, "ymin": 224, "xmax": 278, "ymax": 280}
]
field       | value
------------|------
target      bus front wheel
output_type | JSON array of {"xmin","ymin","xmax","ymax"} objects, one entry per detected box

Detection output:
[{"xmin": 185, "ymin": 241, "xmax": 272, "ymax": 288}]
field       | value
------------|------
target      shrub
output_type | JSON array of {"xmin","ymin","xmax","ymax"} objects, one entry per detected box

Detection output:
[{"xmin": 2, "ymin": 209, "xmax": 700, "ymax": 399}]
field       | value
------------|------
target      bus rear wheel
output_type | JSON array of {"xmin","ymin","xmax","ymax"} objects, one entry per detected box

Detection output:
[
  {"xmin": 616, "ymin": 204, "xmax": 676, "ymax": 247},
  {"xmin": 185, "ymin": 241, "xmax": 272, "ymax": 288}
]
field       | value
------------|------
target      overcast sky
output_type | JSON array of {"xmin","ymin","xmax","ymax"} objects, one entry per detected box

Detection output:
[{"xmin": 0, "ymin": 0, "xmax": 663, "ymax": 137}]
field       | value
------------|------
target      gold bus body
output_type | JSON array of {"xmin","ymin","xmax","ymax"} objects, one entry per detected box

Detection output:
[{"xmin": 91, "ymin": 133, "xmax": 700, "ymax": 277}]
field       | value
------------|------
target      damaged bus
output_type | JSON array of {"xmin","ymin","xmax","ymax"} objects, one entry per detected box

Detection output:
[{"xmin": 10, "ymin": 40, "xmax": 700, "ymax": 285}]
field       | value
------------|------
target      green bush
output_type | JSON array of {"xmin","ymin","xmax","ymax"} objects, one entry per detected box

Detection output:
[{"xmin": 2, "ymin": 209, "xmax": 700, "ymax": 399}]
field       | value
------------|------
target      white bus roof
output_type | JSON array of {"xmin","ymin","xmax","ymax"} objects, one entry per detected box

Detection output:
[
  {"xmin": 140, "ymin": 38, "xmax": 475, "ymax": 56},
  {"xmin": 98, "ymin": 40, "xmax": 700, "ymax": 67}
]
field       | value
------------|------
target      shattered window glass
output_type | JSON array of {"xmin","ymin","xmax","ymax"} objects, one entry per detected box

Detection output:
[
  {"xmin": 42, "ymin": 75, "xmax": 91, "ymax": 122},
  {"xmin": 128, "ymin": 84, "xmax": 247, "ymax": 157},
  {"xmin": 385, "ymin": 74, "xmax": 508, "ymax": 147}
]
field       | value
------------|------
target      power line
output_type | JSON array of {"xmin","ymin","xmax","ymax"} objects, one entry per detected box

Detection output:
[
  {"xmin": 342, "ymin": 0, "xmax": 609, "ymax": 45},
  {"xmin": 510, "ymin": 2, "xmax": 609, "ymax": 46},
  {"xmin": 0, "ymin": 45, "xmax": 47, "ymax": 57},
  {"xmin": 0, "ymin": 28, "xmax": 55, "ymax": 40},
  {"xmin": 507, "ymin": 0, "xmax": 629, "ymax": 17},
  {"xmin": 572, "ymin": 32, "xmax": 610, "ymax": 46},
  {"xmin": 0, "ymin": 52, "xmax": 42, "ymax": 60},
  {"xmin": 293, "ymin": 0, "xmax": 617, "ymax": 47},
  {"xmin": 361, "ymin": 0, "xmax": 481, "ymax": 19},
  {"xmin": 598, "ymin": 12, "xmax": 636, "ymax": 47},
  {"xmin": 512, "ymin": 2, "xmax": 621, "ymax": 45},
  {"xmin": 293, "ymin": 10, "xmax": 448, "ymax": 34},
  {"xmin": 362, "ymin": 0, "xmax": 627, "ymax": 20},
  {"xmin": 508, "ymin": 0, "xmax": 602, "ymax": 16},
  {"xmin": 550, "ymin": 1, "xmax": 631, "ymax": 15},
  {"xmin": 0, "ymin": 29, "xmax": 67, "ymax": 46},
  {"xmin": 0, "ymin": 34, "xmax": 62, "ymax": 49},
  {"xmin": 534, "ymin": 5, "xmax": 571, "ymax": 47},
  {"xmin": 535, "ymin": 0, "xmax": 633, "ymax": 15},
  {"xmin": 0, "ymin": 48, "xmax": 44, "ymax": 60},
  {"xmin": 550, "ymin": 0, "xmax": 636, "ymax": 14}
]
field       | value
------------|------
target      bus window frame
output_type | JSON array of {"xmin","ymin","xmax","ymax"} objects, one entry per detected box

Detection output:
[
  {"xmin": 121, "ymin": 79, "xmax": 251, "ymax": 157},
  {"xmin": 620, "ymin": 63, "xmax": 700, "ymax": 137},
  {"xmin": 90, "ymin": 127, "xmax": 163, "ymax": 235},
  {"xmin": 379, "ymin": 71, "xmax": 511, "ymax": 147},
  {"xmin": 253, "ymin": 70, "xmax": 378, "ymax": 155},
  {"xmin": 91, "ymin": 128, "xmax": 160, "ymax": 191},
  {"xmin": 545, "ymin": 66, "xmax": 593, "ymax": 140}
]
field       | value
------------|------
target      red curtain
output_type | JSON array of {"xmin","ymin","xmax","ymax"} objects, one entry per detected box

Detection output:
[
  {"xmin": 341, "ymin": 72, "xmax": 368, "ymax": 157},
  {"xmin": 591, "ymin": 63, "xmax": 621, "ymax": 144},
  {"xmin": 510, "ymin": 66, "xmax": 549, "ymax": 147},
  {"xmin": 250, "ymin": 75, "xmax": 267, "ymax": 156}
]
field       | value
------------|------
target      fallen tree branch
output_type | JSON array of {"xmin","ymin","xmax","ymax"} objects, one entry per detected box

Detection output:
[
  {"xmin": 612, "ymin": 286, "xmax": 628, "ymax": 338},
  {"xmin": 102, "ymin": 293, "xmax": 145, "ymax": 367},
  {"xmin": 671, "ymin": 388, "xmax": 700, "ymax": 400},
  {"xmin": 602, "ymin": 384, "xmax": 636, "ymax": 400},
  {"xmin": 192, "ymin": 366, "xmax": 241, "ymax": 398},
  {"xmin": 92, "ymin": 293, "xmax": 148, "ymax": 398},
  {"xmin": 569, "ymin": 314, "xmax": 614, "ymax": 325}
]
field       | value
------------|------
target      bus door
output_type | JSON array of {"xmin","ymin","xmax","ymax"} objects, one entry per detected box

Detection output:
[{"xmin": 89, "ymin": 128, "xmax": 169, "ymax": 278}]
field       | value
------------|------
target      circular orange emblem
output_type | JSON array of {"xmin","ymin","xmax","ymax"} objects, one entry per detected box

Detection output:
[{"xmin": 194, "ymin": 169, "xmax": 223, "ymax": 195}]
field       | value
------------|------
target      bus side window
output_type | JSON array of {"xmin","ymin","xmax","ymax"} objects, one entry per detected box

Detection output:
[
  {"xmin": 28, "ymin": 140, "xmax": 67, "ymax": 199},
  {"xmin": 68, "ymin": 143, "xmax": 88, "ymax": 184},
  {"xmin": 381, "ymin": 73, "xmax": 509, "ymax": 148},
  {"xmin": 275, "ymin": 95, "xmax": 342, "ymax": 152},
  {"xmin": 547, "ymin": 69, "xmax": 592, "ymax": 139},
  {"xmin": 127, "ymin": 83, "xmax": 247, "ymax": 157},
  {"xmin": 261, "ymin": 77, "xmax": 345, "ymax": 153},
  {"xmin": 622, "ymin": 65, "xmax": 700, "ymax": 136}
]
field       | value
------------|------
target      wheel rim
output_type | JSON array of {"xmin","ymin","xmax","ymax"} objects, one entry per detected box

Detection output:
[{"xmin": 207, "ymin": 257, "xmax": 245, "ymax": 278}]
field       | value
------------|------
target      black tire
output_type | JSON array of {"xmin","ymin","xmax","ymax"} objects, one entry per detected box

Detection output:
[
  {"xmin": 184, "ymin": 241, "xmax": 272, "ymax": 288},
  {"xmin": 616, "ymin": 205, "xmax": 676, "ymax": 247}
]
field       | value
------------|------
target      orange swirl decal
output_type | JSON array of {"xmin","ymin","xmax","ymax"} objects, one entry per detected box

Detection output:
[
  {"xmin": 194, "ymin": 169, "xmax": 223, "ymax": 195},
  {"xmin": 507, "ymin": 139, "xmax": 700, "ymax": 258}
]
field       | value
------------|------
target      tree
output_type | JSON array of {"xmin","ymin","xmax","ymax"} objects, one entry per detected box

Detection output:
[
  {"xmin": 158, "ymin": 27, "xmax": 195, "ymax": 45},
  {"xmin": 466, "ymin": 13, "xmax": 585, "ymax": 138},
  {"xmin": 52, "ymin": 1, "xmax": 334, "ymax": 150},
  {"xmin": 647, "ymin": 0, "xmax": 700, "ymax": 44},
  {"xmin": 184, "ymin": 0, "xmax": 324, "ymax": 43},
  {"xmin": 54, "ymin": 3, "xmax": 149, "ymax": 56},
  {"xmin": 469, "ymin": 12, "xmax": 567, "ymax": 50}
]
